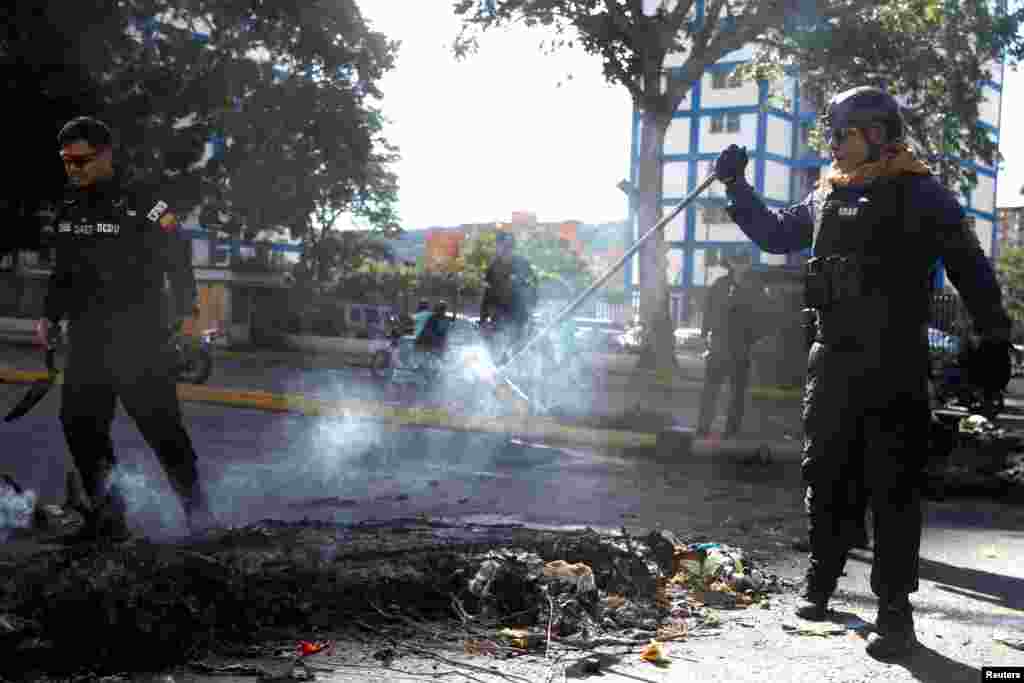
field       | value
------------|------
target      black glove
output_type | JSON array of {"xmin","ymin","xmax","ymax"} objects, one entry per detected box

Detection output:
[
  {"xmin": 967, "ymin": 337, "xmax": 1012, "ymax": 394},
  {"xmin": 714, "ymin": 144, "xmax": 748, "ymax": 186}
]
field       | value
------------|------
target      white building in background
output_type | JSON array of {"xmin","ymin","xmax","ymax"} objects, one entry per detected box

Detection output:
[{"xmin": 627, "ymin": 0, "xmax": 1004, "ymax": 326}]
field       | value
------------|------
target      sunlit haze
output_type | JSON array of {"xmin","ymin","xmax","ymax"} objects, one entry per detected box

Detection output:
[
  {"xmin": 359, "ymin": 0, "xmax": 633, "ymax": 229},
  {"xmin": 359, "ymin": 1, "xmax": 1024, "ymax": 227}
]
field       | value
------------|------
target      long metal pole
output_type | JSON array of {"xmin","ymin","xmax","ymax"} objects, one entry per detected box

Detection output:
[{"xmin": 498, "ymin": 172, "xmax": 718, "ymax": 374}]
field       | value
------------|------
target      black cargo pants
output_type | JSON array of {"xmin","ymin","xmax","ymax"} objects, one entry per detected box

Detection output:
[
  {"xmin": 698, "ymin": 350, "xmax": 751, "ymax": 435},
  {"xmin": 59, "ymin": 331, "xmax": 200, "ymax": 518},
  {"xmin": 802, "ymin": 341, "xmax": 930, "ymax": 601}
]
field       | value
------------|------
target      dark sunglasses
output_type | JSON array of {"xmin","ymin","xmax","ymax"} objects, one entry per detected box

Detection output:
[
  {"xmin": 825, "ymin": 127, "xmax": 859, "ymax": 146},
  {"xmin": 60, "ymin": 153, "xmax": 99, "ymax": 169}
]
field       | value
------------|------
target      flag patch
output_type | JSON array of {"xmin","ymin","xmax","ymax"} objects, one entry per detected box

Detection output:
[{"xmin": 159, "ymin": 212, "xmax": 179, "ymax": 233}]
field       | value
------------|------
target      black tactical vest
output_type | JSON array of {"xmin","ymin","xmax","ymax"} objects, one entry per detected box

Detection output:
[
  {"xmin": 806, "ymin": 177, "xmax": 932, "ymax": 352},
  {"xmin": 48, "ymin": 185, "xmax": 174, "ymax": 334}
]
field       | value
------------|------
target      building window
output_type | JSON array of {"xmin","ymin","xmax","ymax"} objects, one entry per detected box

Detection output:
[
  {"xmin": 711, "ymin": 69, "xmax": 743, "ymax": 90},
  {"xmin": 703, "ymin": 206, "xmax": 731, "ymax": 224},
  {"xmin": 710, "ymin": 112, "xmax": 741, "ymax": 134}
]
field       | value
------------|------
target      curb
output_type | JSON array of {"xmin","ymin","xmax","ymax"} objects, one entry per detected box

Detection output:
[{"xmin": 0, "ymin": 367, "xmax": 656, "ymax": 451}]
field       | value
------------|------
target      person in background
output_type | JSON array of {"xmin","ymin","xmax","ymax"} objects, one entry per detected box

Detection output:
[
  {"xmin": 696, "ymin": 246, "xmax": 768, "ymax": 439},
  {"xmin": 412, "ymin": 299, "xmax": 433, "ymax": 338},
  {"xmin": 416, "ymin": 300, "xmax": 453, "ymax": 354},
  {"xmin": 480, "ymin": 232, "xmax": 538, "ymax": 354}
]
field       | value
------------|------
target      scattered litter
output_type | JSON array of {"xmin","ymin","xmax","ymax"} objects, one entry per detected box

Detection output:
[
  {"xmin": 656, "ymin": 620, "xmax": 688, "ymax": 641},
  {"xmin": 0, "ymin": 474, "xmax": 36, "ymax": 536},
  {"xmin": 543, "ymin": 560, "xmax": 597, "ymax": 594},
  {"xmin": 639, "ymin": 640, "xmax": 670, "ymax": 665},
  {"xmin": 782, "ymin": 622, "xmax": 848, "ymax": 637},
  {"xmin": 958, "ymin": 414, "xmax": 997, "ymax": 435},
  {"xmin": 994, "ymin": 634, "xmax": 1024, "ymax": 651},
  {"xmin": 604, "ymin": 594, "xmax": 627, "ymax": 610},
  {"xmin": 464, "ymin": 639, "xmax": 500, "ymax": 656},
  {"xmin": 498, "ymin": 627, "xmax": 544, "ymax": 651}
]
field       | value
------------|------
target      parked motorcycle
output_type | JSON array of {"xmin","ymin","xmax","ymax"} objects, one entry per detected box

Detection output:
[
  {"xmin": 930, "ymin": 357, "xmax": 1005, "ymax": 421},
  {"xmin": 173, "ymin": 327, "xmax": 223, "ymax": 384}
]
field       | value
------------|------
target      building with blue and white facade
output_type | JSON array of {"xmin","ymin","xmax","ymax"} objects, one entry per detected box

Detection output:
[{"xmin": 626, "ymin": 2, "xmax": 1005, "ymax": 327}]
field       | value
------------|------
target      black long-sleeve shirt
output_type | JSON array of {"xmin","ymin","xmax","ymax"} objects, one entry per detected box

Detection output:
[
  {"xmin": 702, "ymin": 271, "xmax": 770, "ymax": 358},
  {"xmin": 43, "ymin": 176, "xmax": 196, "ymax": 342},
  {"xmin": 480, "ymin": 254, "xmax": 537, "ymax": 323},
  {"xmin": 724, "ymin": 176, "xmax": 1011, "ymax": 341}
]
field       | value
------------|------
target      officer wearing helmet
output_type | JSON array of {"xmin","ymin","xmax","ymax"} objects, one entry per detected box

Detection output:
[
  {"xmin": 697, "ymin": 244, "xmax": 769, "ymax": 439},
  {"xmin": 713, "ymin": 86, "xmax": 1012, "ymax": 659}
]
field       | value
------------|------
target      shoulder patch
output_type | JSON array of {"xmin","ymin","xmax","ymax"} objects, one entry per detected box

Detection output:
[{"xmin": 146, "ymin": 200, "xmax": 169, "ymax": 222}]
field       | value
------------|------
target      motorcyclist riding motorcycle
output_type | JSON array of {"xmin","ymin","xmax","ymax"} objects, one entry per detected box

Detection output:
[{"xmin": 416, "ymin": 300, "xmax": 453, "ymax": 354}]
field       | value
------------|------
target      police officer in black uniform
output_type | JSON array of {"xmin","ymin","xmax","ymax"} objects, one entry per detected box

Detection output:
[
  {"xmin": 480, "ymin": 232, "xmax": 538, "ymax": 352},
  {"xmin": 697, "ymin": 245, "xmax": 768, "ymax": 438},
  {"xmin": 713, "ymin": 87, "xmax": 1012, "ymax": 659},
  {"xmin": 40, "ymin": 116, "xmax": 216, "ymax": 542}
]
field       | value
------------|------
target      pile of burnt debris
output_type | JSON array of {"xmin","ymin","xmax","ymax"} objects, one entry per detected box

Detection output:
[{"xmin": 0, "ymin": 511, "xmax": 795, "ymax": 680}]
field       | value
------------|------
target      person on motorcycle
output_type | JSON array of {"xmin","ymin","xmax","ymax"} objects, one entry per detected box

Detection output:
[
  {"xmin": 412, "ymin": 299, "xmax": 433, "ymax": 337},
  {"xmin": 416, "ymin": 300, "xmax": 453, "ymax": 354},
  {"xmin": 714, "ymin": 86, "xmax": 1012, "ymax": 659},
  {"xmin": 37, "ymin": 116, "xmax": 215, "ymax": 543},
  {"xmin": 480, "ymin": 231, "xmax": 538, "ymax": 353}
]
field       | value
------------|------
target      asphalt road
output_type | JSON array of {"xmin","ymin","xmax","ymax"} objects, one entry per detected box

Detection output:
[{"xmin": 3, "ymin": 346, "xmax": 1024, "ymax": 680}]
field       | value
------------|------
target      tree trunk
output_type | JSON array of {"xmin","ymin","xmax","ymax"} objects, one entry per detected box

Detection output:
[{"xmin": 634, "ymin": 108, "xmax": 676, "ymax": 372}]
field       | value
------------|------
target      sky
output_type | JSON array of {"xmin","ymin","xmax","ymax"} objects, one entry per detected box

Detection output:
[{"xmin": 357, "ymin": 0, "xmax": 1024, "ymax": 229}]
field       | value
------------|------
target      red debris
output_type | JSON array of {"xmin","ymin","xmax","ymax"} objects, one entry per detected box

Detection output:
[{"xmin": 297, "ymin": 640, "xmax": 333, "ymax": 657}]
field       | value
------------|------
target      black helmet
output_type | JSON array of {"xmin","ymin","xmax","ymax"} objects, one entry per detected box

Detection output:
[
  {"xmin": 822, "ymin": 86, "xmax": 904, "ymax": 144},
  {"xmin": 417, "ymin": 299, "xmax": 430, "ymax": 312}
]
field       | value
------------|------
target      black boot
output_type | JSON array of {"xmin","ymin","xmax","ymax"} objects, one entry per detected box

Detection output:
[
  {"xmin": 59, "ymin": 485, "xmax": 131, "ymax": 545},
  {"xmin": 866, "ymin": 598, "xmax": 917, "ymax": 659},
  {"xmin": 795, "ymin": 590, "xmax": 829, "ymax": 621}
]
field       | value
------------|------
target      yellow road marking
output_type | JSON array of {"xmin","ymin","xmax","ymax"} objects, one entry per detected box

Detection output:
[{"xmin": 0, "ymin": 367, "xmax": 655, "ymax": 449}]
